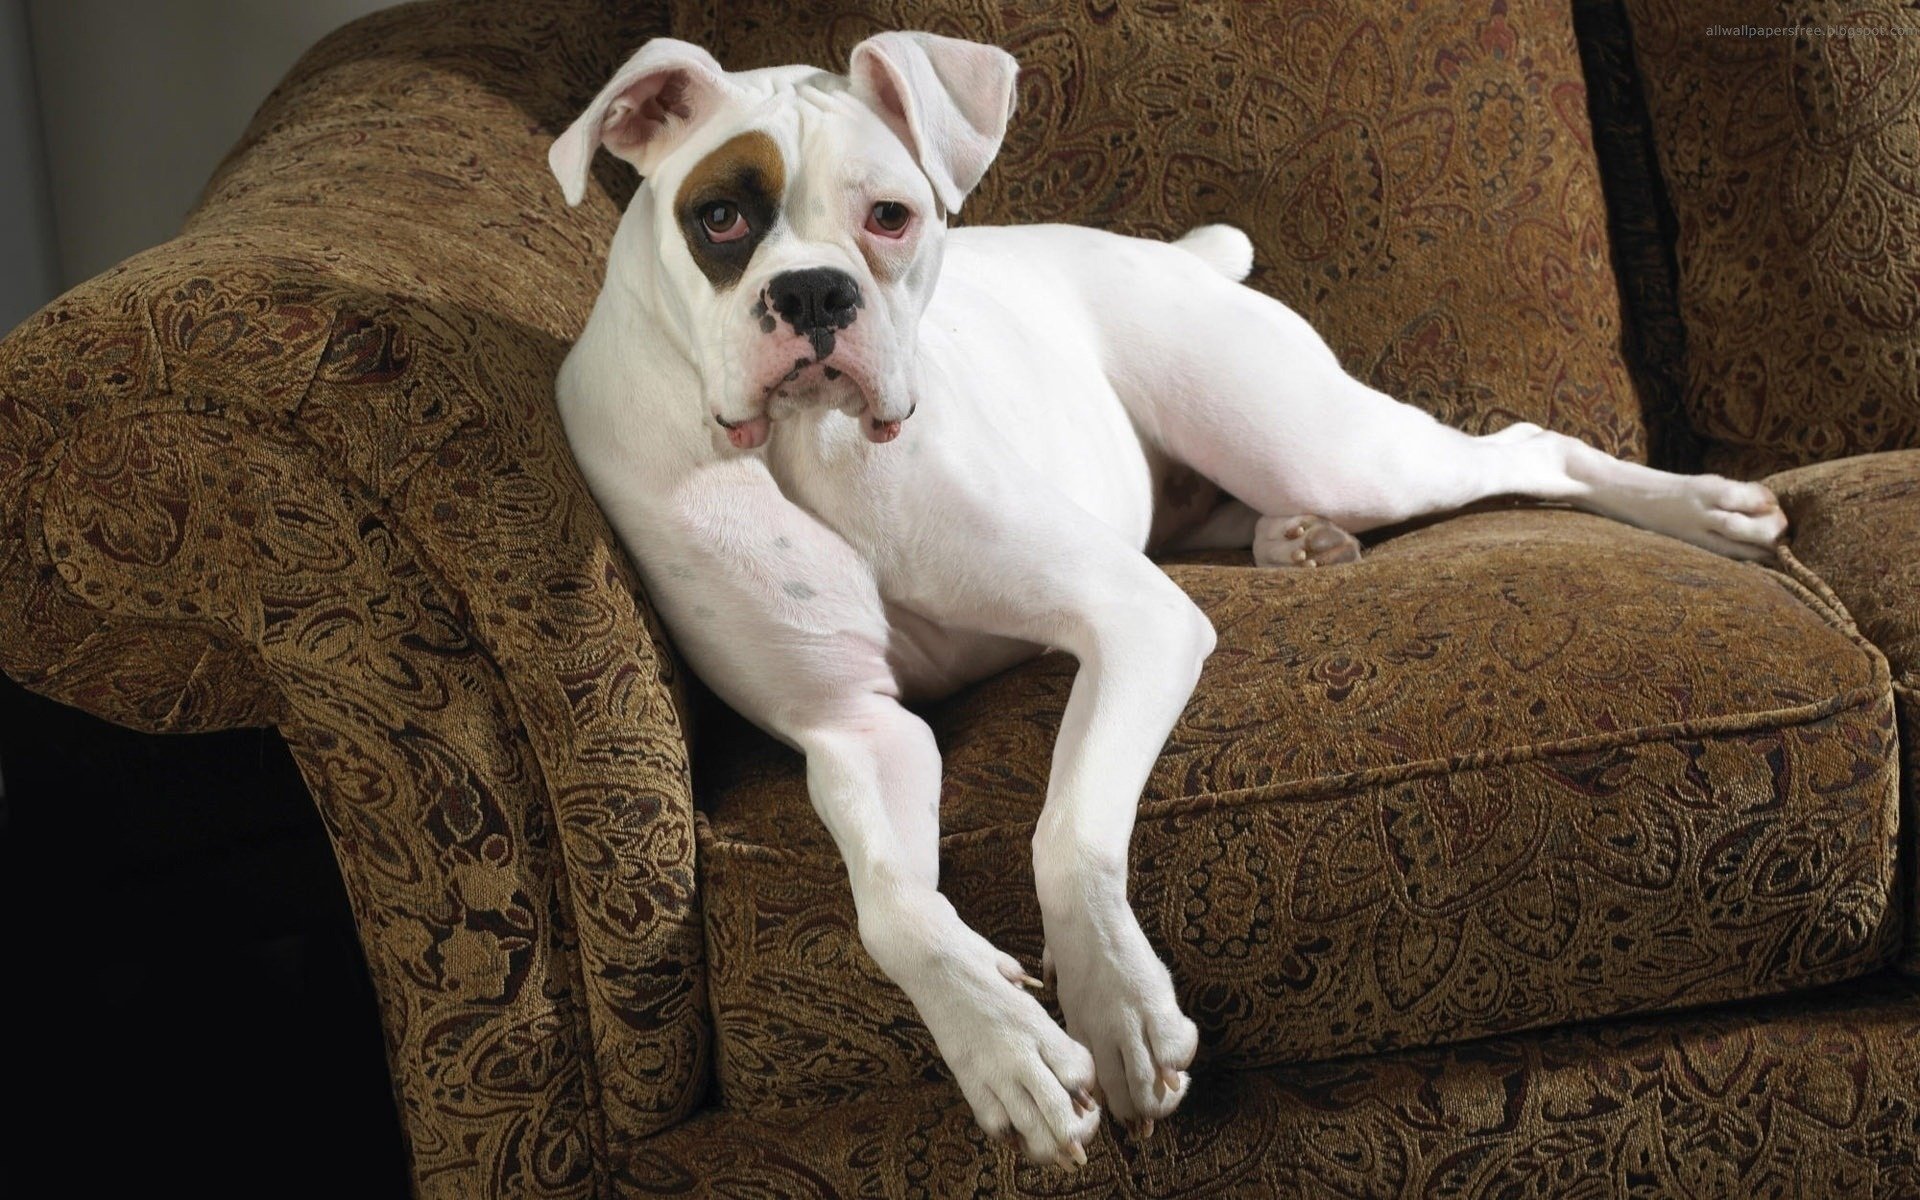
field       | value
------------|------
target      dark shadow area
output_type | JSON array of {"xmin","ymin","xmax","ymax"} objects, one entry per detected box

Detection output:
[{"xmin": 0, "ymin": 674, "xmax": 408, "ymax": 1199}]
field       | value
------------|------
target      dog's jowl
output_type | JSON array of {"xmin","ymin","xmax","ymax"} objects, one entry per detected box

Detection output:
[{"xmin": 549, "ymin": 30, "xmax": 1788, "ymax": 1166}]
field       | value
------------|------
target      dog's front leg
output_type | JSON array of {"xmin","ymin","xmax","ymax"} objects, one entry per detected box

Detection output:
[
  {"xmin": 1027, "ymin": 580, "xmax": 1213, "ymax": 1135},
  {"xmin": 884, "ymin": 460, "xmax": 1216, "ymax": 1134},
  {"xmin": 793, "ymin": 699, "xmax": 1100, "ymax": 1163},
  {"xmin": 582, "ymin": 455, "xmax": 1099, "ymax": 1163}
]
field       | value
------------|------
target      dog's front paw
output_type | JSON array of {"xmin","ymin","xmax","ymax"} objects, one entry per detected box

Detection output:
[
  {"xmin": 1044, "ymin": 912, "xmax": 1198, "ymax": 1134},
  {"xmin": 891, "ymin": 921, "xmax": 1101, "ymax": 1165}
]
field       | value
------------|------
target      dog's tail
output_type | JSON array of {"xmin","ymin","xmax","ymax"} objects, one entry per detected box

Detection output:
[{"xmin": 1175, "ymin": 224, "xmax": 1254, "ymax": 282}]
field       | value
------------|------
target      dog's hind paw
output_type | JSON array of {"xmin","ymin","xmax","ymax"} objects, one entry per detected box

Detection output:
[
  {"xmin": 1623, "ymin": 476, "xmax": 1788, "ymax": 562},
  {"xmin": 1253, "ymin": 513, "xmax": 1362, "ymax": 568}
]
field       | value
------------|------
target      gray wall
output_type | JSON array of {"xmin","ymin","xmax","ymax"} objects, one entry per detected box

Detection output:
[
  {"xmin": 5, "ymin": 0, "xmax": 396, "ymax": 332},
  {"xmin": 0, "ymin": 0, "xmax": 59, "ymax": 335}
]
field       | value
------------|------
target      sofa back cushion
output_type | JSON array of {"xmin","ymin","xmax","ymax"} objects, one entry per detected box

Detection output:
[
  {"xmin": 674, "ymin": 0, "xmax": 1656, "ymax": 460},
  {"xmin": 1625, "ymin": 1, "xmax": 1920, "ymax": 477}
]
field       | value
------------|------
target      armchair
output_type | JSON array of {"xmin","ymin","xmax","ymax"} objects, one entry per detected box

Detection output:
[{"xmin": 3, "ymin": 1, "xmax": 1914, "ymax": 1196}]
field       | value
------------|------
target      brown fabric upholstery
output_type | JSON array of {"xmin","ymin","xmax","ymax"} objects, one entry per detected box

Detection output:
[
  {"xmin": 1625, "ymin": 0, "xmax": 1920, "ymax": 477},
  {"xmin": 680, "ymin": 0, "xmax": 1657, "ymax": 461},
  {"xmin": 0, "ymin": 3, "xmax": 703, "ymax": 1196},
  {"xmin": 1769, "ymin": 451, "xmax": 1920, "ymax": 972},
  {"xmin": 699, "ymin": 510, "xmax": 1902, "ymax": 1114},
  {"xmin": 624, "ymin": 977, "xmax": 1920, "ymax": 1197},
  {"xmin": 1769, "ymin": 453, "xmax": 1920, "ymax": 696}
]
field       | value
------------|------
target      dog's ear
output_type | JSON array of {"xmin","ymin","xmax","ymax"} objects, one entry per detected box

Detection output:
[
  {"xmin": 549, "ymin": 38, "xmax": 738, "ymax": 206},
  {"xmin": 849, "ymin": 32, "xmax": 1018, "ymax": 215}
]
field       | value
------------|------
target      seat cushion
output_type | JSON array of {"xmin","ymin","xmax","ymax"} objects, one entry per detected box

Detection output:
[
  {"xmin": 1768, "ymin": 450, "xmax": 1920, "ymax": 972},
  {"xmin": 695, "ymin": 510, "xmax": 1902, "ymax": 1114}
]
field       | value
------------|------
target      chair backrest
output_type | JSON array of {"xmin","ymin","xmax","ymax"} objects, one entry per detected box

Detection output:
[{"xmin": 673, "ymin": 0, "xmax": 1665, "ymax": 464}]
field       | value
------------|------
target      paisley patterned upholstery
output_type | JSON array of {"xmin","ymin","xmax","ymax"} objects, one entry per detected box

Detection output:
[
  {"xmin": 0, "ymin": 4, "xmax": 700, "ymax": 1195},
  {"xmin": 622, "ymin": 976, "xmax": 1920, "ymax": 1197},
  {"xmin": 0, "ymin": 0, "xmax": 1914, "ymax": 1196},
  {"xmin": 1768, "ymin": 451, "xmax": 1920, "ymax": 971},
  {"xmin": 1624, "ymin": 0, "xmax": 1920, "ymax": 477},
  {"xmin": 698, "ymin": 510, "xmax": 1903, "ymax": 1113}
]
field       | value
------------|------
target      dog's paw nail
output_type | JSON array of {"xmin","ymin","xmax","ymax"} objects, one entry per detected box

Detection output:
[
  {"xmin": 1016, "ymin": 972, "xmax": 1045, "ymax": 991},
  {"xmin": 1066, "ymin": 1139, "xmax": 1088, "ymax": 1168},
  {"xmin": 1072, "ymin": 1087, "xmax": 1096, "ymax": 1115},
  {"xmin": 1291, "ymin": 547, "xmax": 1308, "ymax": 563},
  {"xmin": 1156, "ymin": 1065, "xmax": 1180, "ymax": 1097},
  {"xmin": 1287, "ymin": 523, "xmax": 1305, "ymax": 538}
]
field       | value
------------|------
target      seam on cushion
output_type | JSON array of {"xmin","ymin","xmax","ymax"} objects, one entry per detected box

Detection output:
[
  {"xmin": 137, "ymin": 298, "xmax": 173, "ymax": 395},
  {"xmin": 1771, "ymin": 546, "xmax": 1860, "ymax": 634},
  {"xmin": 705, "ymin": 672, "xmax": 1892, "ymax": 862},
  {"xmin": 1895, "ymin": 679, "xmax": 1917, "ymax": 974},
  {"xmin": 1773, "ymin": 545, "xmax": 1912, "ymax": 692},
  {"xmin": 692, "ymin": 807, "xmax": 731, "ymax": 1045}
]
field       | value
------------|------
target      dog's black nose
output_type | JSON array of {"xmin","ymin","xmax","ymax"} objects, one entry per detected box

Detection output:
[{"xmin": 766, "ymin": 268, "xmax": 862, "ymax": 333}]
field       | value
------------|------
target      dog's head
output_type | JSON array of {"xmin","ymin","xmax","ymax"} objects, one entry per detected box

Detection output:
[{"xmin": 551, "ymin": 33, "xmax": 1018, "ymax": 450}]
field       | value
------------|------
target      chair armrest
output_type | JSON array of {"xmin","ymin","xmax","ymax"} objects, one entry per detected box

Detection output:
[
  {"xmin": 0, "ymin": 1, "xmax": 697, "ymax": 1195},
  {"xmin": 1769, "ymin": 451, "xmax": 1920, "ymax": 975}
]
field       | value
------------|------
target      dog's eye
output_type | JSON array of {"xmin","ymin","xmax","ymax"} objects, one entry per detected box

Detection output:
[
  {"xmin": 866, "ymin": 201, "xmax": 911, "ymax": 238},
  {"xmin": 700, "ymin": 201, "xmax": 748, "ymax": 243}
]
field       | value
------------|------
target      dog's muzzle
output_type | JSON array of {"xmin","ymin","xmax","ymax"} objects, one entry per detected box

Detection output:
[{"xmin": 716, "ymin": 266, "xmax": 909, "ymax": 448}]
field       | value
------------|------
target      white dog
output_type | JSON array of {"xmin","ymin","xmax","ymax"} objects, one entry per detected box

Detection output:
[{"xmin": 549, "ymin": 32, "xmax": 1786, "ymax": 1165}]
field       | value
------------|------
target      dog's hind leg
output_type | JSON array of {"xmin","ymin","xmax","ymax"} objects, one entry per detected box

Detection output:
[{"xmin": 1100, "ymin": 237, "xmax": 1785, "ymax": 558}]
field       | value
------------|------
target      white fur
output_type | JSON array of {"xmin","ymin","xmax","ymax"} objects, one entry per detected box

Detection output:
[{"xmin": 553, "ymin": 33, "xmax": 1786, "ymax": 1166}]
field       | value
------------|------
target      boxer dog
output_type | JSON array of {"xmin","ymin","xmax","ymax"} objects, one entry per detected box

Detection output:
[{"xmin": 549, "ymin": 32, "xmax": 1787, "ymax": 1165}]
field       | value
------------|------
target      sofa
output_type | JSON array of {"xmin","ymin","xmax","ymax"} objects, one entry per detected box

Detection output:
[{"xmin": 2, "ymin": 0, "xmax": 1915, "ymax": 1195}]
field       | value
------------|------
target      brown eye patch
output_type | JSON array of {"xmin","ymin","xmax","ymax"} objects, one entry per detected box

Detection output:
[{"xmin": 674, "ymin": 130, "xmax": 785, "ymax": 290}]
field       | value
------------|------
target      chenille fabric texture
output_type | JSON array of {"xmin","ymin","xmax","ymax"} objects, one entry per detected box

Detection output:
[
  {"xmin": 0, "ymin": 1, "xmax": 1915, "ymax": 1197},
  {"xmin": 1623, "ymin": 0, "xmax": 1920, "ymax": 477}
]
